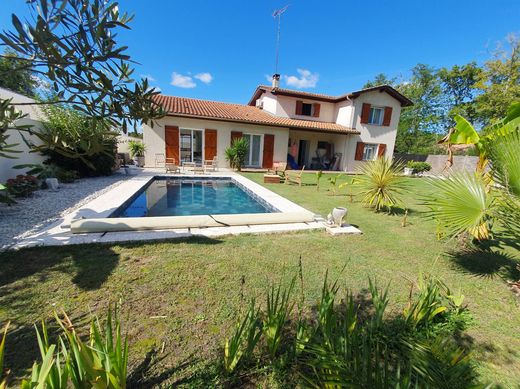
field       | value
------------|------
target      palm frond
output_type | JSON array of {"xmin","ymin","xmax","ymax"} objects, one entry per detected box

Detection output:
[{"xmin": 423, "ymin": 174, "xmax": 493, "ymax": 240}]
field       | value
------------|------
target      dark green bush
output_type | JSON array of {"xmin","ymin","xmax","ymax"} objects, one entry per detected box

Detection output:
[{"xmin": 407, "ymin": 160, "xmax": 432, "ymax": 174}]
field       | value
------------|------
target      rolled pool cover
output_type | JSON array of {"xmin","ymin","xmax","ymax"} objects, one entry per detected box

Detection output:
[{"xmin": 70, "ymin": 212, "xmax": 316, "ymax": 234}]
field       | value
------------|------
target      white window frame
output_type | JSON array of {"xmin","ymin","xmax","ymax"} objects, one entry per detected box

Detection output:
[
  {"xmin": 362, "ymin": 143, "xmax": 378, "ymax": 161},
  {"xmin": 179, "ymin": 128, "xmax": 204, "ymax": 163},
  {"xmin": 243, "ymin": 133, "xmax": 264, "ymax": 167},
  {"xmin": 368, "ymin": 106, "xmax": 385, "ymax": 125}
]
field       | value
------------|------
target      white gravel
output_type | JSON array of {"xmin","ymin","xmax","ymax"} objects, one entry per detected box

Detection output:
[{"xmin": 0, "ymin": 172, "xmax": 130, "ymax": 249}]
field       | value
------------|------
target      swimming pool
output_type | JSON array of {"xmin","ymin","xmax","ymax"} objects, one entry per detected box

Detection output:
[{"xmin": 111, "ymin": 177, "xmax": 277, "ymax": 217}]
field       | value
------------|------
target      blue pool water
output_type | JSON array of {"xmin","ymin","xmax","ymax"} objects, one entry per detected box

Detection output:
[{"xmin": 111, "ymin": 177, "xmax": 275, "ymax": 217}]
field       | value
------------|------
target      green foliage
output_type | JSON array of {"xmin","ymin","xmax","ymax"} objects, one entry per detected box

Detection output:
[
  {"xmin": 13, "ymin": 163, "xmax": 78, "ymax": 183},
  {"xmin": 423, "ymin": 173, "xmax": 492, "ymax": 241},
  {"xmin": 0, "ymin": 49, "xmax": 37, "ymax": 97},
  {"xmin": 475, "ymin": 34, "xmax": 520, "ymax": 125},
  {"xmin": 0, "ymin": 183, "xmax": 15, "ymax": 205},
  {"xmin": 356, "ymin": 157, "xmax": 406, "ymax": 212},
  {"xmin": 223, "ymin": 271, "xmax": 480, "ymax": 388},
  {"xmin": 264, "ymin": 277, "xmax": 295, "ymax": 358},
  {"xmin": 327, "ymin": 173, "xmax": 343, "ymax": 195},
  {"xmin": 5, "ymin": 175, "xmax": 39, "ymax": 197},
  {"xmin": 315, "ymin": 170, "xmax": 323, "ymax": 191},
  {"xmin": 0, "ymin": 322, "xmax": 8, "ymax": 389},
  {"xmin": 128, "ymin": 140, "xmax": 146, "ymax": 158},
  {"xmin": 406, "ymin": 161, "xmax": 432, "ymax": 174},
  {"xmin": 426, "ymin": 103, "xmax": 520, "ymax": 241},
  {"xmin": 224, "ymin": 138, "xmax": 249, "ymax": 171},
  {"xmin": 223, "ymin": 299, "xmax": 262, "ymax": 374},
  {"xmin": 31, "ymin": 104, "xmax": 118, "ymax": 177},
  {"xmin": 0, "ymin": 98, "xmax": 27, "ymax": 158},
  {"xmin": 0, "ymin": 0, "xmax": 164, "ymax": 159}
]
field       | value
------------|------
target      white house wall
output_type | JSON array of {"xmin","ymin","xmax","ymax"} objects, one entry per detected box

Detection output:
[
  {"xmin": 0, "ymin": 88, "xmax": 46, "ymax": 183},
  {"xmin": 345, "ymin": 90, "xmax": 402, "ymax": 172},
  {"xmin": 143, "ymin": 117, "xmax": 289, "ymax": 168}
]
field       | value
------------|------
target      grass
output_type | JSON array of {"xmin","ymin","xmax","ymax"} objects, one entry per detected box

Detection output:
[{"xmin": 0, "ymin": 172, "xmax": 519, "ymax": 387}]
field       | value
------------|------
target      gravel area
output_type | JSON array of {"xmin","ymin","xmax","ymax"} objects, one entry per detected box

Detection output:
[{"xmin": 0, "ymin": 172, "xmax": 130, "ymax": 249}]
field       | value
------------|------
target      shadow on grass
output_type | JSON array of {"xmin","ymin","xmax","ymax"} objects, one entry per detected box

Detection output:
[
  {"xmin": 0, "ymin": 236, "xmax": 223, "ymax": 291},
  {"xmin": 448, "ymin": 247, "xmax": 520, "ymax": 280}
]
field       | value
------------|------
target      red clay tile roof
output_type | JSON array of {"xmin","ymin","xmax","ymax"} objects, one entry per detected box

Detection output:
[
  {"xmin": 248, "ymin": 84, "xmax": 414, "ymax": 107},
  {"xmin": 154, "ymin": 95, "xmax": 359, "ymax": 134}
]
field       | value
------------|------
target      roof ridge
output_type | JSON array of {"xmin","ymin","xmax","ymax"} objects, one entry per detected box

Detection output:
[{"xmin": 157, "ymin": 94, "xmax": 251, "ymax": 108}]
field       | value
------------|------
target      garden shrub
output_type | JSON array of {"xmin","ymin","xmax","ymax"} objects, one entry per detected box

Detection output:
[
  {"xmin": 36, "ymin": 104, "xmax": 118, "ymax": 177},
  {"xmin": 407, "ymin": 160, "xmax": 432, "ymax": 174},
  {"xmin": 220, "ymin": 271, "xmax": 481, "ymax": 388},
  {"xmin": 225, "ymin": 138, "xmax": 249, "ymax": 171},
  {"xmin": 5, "ymin": 175, "xmax": 39, "ymax": 197}
]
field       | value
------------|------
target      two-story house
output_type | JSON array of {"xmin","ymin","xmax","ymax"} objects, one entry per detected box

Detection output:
[{"xmin": 143, "ymin": 75, "xmax": 412, "ymax": 171}]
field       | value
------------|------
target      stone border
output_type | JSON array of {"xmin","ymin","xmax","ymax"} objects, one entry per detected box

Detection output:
[{"xmin": 11, "ymin": 170, "xmax": 324, "ymax": 249}]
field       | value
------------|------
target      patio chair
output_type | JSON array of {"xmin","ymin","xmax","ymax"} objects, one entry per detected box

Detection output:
[
  {"xmin": 268, "ymin": 162, "xmax": 287, "ymax": 177},
  {"xmin": 155, "ymin": 153, "xmax": 166, "ymax": 167},
  {"xmin": 285, "ymin": 165, "xmax": 305, "ymax": 187},
  {"xmin": 204, "ymin": 156, "xmax": 219, "ymax": 173},
  {"xmin": 165, "ymin": 158, "xmax": 181, "ymax": 173}
]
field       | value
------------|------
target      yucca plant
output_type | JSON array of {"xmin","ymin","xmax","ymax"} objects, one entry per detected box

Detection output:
[
  {"xmin": 403, "ymin": 276, "xmax": 448, "ymax": 331},
  {"xmin": 224, "ymin": 138, "xmax": 249, "ymax": 171},
  {"xmin": 355, "ymin": 157, "xmax": 406, "ymax": 212},
  {"xmin": 327, "ymin": 174, "xmax": 343, "ymax": 196},
  {"xmin": 315, "ymin": 170, "xmax": 323, "ymax": 191},
  {"xmin": 264, "ymin": 277, "xmax": 296, "ymax": 358},
  {"xmin": 223, "ymin": 298, "xmax": 262, "ymax": 373}
]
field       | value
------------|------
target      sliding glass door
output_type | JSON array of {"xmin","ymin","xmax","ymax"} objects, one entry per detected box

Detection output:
[
  {"xmin": 180, "ymin": 129, "xmax": 203, "ymax": 163},
  {"xmin": 243, "ymin": 134, "xmax": 262, "ymax": 167}
]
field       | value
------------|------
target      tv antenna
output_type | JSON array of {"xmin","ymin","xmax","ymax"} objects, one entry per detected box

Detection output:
[{"xmin": 272, "ymin": 5, "xmax": 289, "ymax": 76}]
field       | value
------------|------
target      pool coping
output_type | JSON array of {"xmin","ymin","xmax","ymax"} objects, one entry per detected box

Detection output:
[{"xmin": 10, "ymin": 170, "xmax": 325, "ymax": 249}]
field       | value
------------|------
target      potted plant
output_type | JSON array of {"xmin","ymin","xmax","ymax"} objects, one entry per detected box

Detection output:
[{"xmin": 128, "ymin": 140, "xmax": 146, "ymax": 167}]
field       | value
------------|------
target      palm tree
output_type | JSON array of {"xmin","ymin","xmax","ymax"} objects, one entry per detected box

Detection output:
[{"xmin": 425, "ymin": 102, "xmax": 520, "ymax": 241}]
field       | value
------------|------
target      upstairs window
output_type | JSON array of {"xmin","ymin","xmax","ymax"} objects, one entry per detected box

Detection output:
[
  {"xmin": 301, "ymin": 103, "xmax": 312, "ymax": 116},
  {"xmin": 368, "ymin": 107, "xmax": 385, "ymax": 125},
  {"xmin": 295, "ymin": 100, "xmax": 321, "ymax": 117}
]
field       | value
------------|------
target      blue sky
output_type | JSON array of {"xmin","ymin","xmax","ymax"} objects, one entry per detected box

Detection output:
[{"xmin": 1, "ymin": 0, "xmax": 519, "ymax": 104}]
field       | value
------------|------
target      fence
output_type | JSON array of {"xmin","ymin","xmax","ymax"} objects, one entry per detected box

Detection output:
[{"xmin": 394, "ymin": 153, "xmax": 479, "ymax": 175}]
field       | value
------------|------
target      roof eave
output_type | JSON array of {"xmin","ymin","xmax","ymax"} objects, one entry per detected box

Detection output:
[{"xmin": 163, "ymin": 112, "xmax": 359, "ymax": 134}]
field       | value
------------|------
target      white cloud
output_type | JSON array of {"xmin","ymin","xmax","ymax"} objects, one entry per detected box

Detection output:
[
  {"xmin": 194, "ymin": 72, "xmax": 213, "ymax": 84},
  {"xmin": 170, "ymin": 72, "xmax": 196, "ymax": 88},
  {"xmin": 264, "ymin": 74, "xmax": 273, "ymax": 83},
  {"xmin": 283, "ymin": 68, "xmax": 319, "ymax": 89},
  {"xmin": 141, "ymin": 74, "xmax": 156, "ymax": 82}
]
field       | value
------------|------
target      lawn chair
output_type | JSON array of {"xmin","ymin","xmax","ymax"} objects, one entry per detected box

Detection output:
[
  {"xmin": 204, "ymin": 156, "xmax": 219, "ymax": 173},
  {"xmin": 155, "ymin": 153, "xmax": 166, "ymax": 167},
  {"xmin": 285, "ymin": 166, "xmax": 305, "ymax": 187},
  {"xmin": 165, "ymin": 158, "xmax": 181, "ymax": 173},
  {"xmin": 268, "ymin": 162, "xmax": 287, "ymax": 178}
]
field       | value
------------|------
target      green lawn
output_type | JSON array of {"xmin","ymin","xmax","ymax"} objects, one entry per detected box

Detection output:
[{"xmin": 0, "ymin": 173, "xmax": 519, "ymax": 387}]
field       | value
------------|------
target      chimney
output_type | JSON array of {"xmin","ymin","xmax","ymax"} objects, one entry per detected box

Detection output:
[{"xmin": 272, "ymin": 73, "xmax": 280, "ymax": 89}]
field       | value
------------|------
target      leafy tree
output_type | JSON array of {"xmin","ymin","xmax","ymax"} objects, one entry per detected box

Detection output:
[
  {"xmin": 438, "ymin": 62, "xmax": 482, "ymax": 125},
  {"xmin": 362, "ymin": 73, "xmax": 397, "ymax": 89},
  {"xmin": 475, "ymin": 34, "xmax": 520, "ymax": 126},
  {"xmin": 0, "ymin": 0, "xmax": 164, "ymax": 158},
  {"xmin": 0, "ymin": 49, "xmax": 37, "ymax": 97}
]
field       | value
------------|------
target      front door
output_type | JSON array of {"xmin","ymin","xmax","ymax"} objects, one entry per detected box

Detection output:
[
  {"xmin": 298, "ymin": 140, "xmax": 309, "ymax": 167},
  {"xmin": 180, "ymin": 129, "xmax": 203, "ymax": 164}
]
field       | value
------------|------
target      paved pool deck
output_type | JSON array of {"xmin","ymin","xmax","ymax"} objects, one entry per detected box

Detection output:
[{"xmin": 10, "ymin": 169, "xmax": 329, "ymax": 249}]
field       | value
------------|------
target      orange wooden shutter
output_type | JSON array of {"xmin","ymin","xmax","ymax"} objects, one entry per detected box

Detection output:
[
  {"xmin": 165, "ymin": 125, "xmax": 179, "ymax": 163},
  {"xmin": 204, "ymin": 129, "xmax": 217, "ymax": 160},
  {"xmin": 230, "ymin": 131, "xmax": 243, "ymax": 145},
  {"xmin": 360, "ymin": 103, "xmax": 371, "ymax": 124},
  {"xmin": 295, "ymin": 100, "xmax": 303, "ymax": 115},
  {"xmin": 262, "ymin": 134, "xmax": 275, "ymax": 168},
  {"xmin": 313, "ymin": 103, "xmax": 321, "ymax": 117},
  {"xmin": 382, "ymin": 107, "xmax": 392, "ymax": 126},
  {"xmin": 377, "ymin": 143, "xmax": 387, "ymax": 157},
  {"xmin": 355, "ymin": 142, "xmax": 365, "ymax": 161}
]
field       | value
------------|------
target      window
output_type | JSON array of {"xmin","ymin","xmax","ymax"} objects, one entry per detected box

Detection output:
[
  {"xmin": 368, "ymin": 106, "xmax": 384, "ymax": 125},
  {"xmin": 362, "ymin": 144, "xmax": 378, "ymax": 161},
  {"xmin": 301, "ymin": 103, "xmax": 313, "ymax": 116}
]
